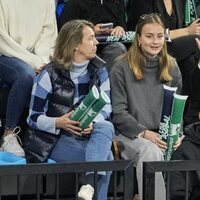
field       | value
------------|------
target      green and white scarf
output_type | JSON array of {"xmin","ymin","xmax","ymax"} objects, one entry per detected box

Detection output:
[{"xmin": 185, "ymin": 0, "xmax": 198, "ymax": 26}]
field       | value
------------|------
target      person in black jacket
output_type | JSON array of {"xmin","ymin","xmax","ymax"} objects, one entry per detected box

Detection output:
[
  {"xmin": 170, "ymin": 38, "xmax": 200, "ymax": 200},
  {"xmin": 59, "ymin": 0, "xmax": 127, "ymax": 72},
  {"xmin": 25, "ymin": 20, "xmax": 114, "ymax": 200},
  {"xmin": 127, "ymin": 0, "xmax": 200, "ymax": 95}
]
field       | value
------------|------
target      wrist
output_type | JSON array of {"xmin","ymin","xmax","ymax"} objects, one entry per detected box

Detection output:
[
  {"xmin": 56, "ymin": 117, "xmax": 62, "ymax": 128},
  {"xmin": 137, "ymin": 129, "xmax": 146, "ymax": 138},
  {"xmin": 185, "ymin": 27, "xmax": 191, "ymax": 36}
]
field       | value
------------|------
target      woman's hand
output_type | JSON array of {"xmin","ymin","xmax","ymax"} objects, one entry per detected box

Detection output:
[
  {"xmin": 81, "ymin": 123, "xmax": 93, "ymax": 135},
  {"xmin": 186, "ymin": 19, "xmax": 200, "ymax": 35},
  {"xmin": 173, "ymin": 135, "xmax": 185, "ymax": 150},
  {"xmin": 35, "ymin": 65, "xmax": 44, "ymax": 74},
  {"xmin": 144, "ymin": 130, "xmax": 167, "ymax": 150},
  {"xmin": 111, "ymin": 26, "xmax": 125, "ymax": 37},
  {"xmin": 94, "ymin": 24, "xmax": 113, "ymax": 35},
  {"xmin": 56, "ymin": 111, "xmax": 82, "ymax": 136}
]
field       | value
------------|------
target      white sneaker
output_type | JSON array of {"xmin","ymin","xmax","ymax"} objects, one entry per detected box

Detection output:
[
  {"xmin": 0, "ymin": 127, "xmax": 25, "ymax": 157},
  {"xmin": 78, "ymin": 184, "xmax": 94, "ymax": 200}
]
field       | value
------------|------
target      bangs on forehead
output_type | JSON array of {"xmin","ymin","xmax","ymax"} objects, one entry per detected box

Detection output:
[
  {"xmin": 136, "ymin": 13, "xmax": 165, "ymax": 34},
  {"xmin": 141, "ymin": 23, "xmax": 165, "ymax": 34}
]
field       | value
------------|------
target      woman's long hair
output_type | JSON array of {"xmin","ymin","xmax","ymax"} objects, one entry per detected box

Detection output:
[
  {"xmin": 124, "ymin": 14, "xmax": 174, "ymax": 81},
  {"xmin": 51, "ymin": 20, "xmax": 94, "ymax": 70}
]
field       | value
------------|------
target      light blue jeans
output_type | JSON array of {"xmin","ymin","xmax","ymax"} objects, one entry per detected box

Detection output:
[
  {"xmin": 0, "ymin": 56, "xmax": 36, "ymax": 129},
  {"xmin": 49, "ymin": 121, "xmax": 115, "ymax": 200}
]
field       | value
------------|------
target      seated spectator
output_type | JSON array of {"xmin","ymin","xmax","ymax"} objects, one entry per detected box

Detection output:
[
  {"xmin": 25, "ymin": 20, "xmax": 114, "ymax": 200},
  {"xmin": 0, "ymin": 0, "xmax": 57, "ymax": 157},
  {"xmin": 110, "ymin": 14, "xmax": 182, "ymax": 200},
  {"xmin": 127, "ymin": 0, "xmax": 200, "ymax": 95},
  {"xmin": 170, "ymin": 38, "xmax": 200, "ymax": 200},
  {"xmin": 59, "ymin": 0, "xmax": 127, "ymax": 72}
]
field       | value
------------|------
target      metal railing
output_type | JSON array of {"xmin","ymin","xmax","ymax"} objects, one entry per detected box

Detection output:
[
  {"xmin": 0, "ymin": 160, "xmax": 135, "ymax": 200},
  {"xmin": 143, "ymin": 160, "xmax": 200, "ymax": 200}
]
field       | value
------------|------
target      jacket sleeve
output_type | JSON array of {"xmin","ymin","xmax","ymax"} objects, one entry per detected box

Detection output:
[
  {"xmin": 110, "ymin": 63, "xmax": 145, "ymax": 139},
  {"xmin": 27, "ymin": 70, "xmax": 59, "ymax": 135}
]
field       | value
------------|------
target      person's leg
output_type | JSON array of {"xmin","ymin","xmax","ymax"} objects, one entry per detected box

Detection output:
[
  {"xmin": 86, "ymin": 121, "xmax": 115, "ymax": 200},
  {"xmin": 49, "ymin": 121, "xmax": 114, "ymax": 200},
  {"xmin": 49, "ymin": 134, "xmax": 87, "ymax": 162},
  {"xmin": 0, "ymin": 55, "xmax": 36, "ymax": 156},
  {"xmin": 116, "ymin": 134, "xmax": 166, "ymax": 200},
  {"xmin": 49, "ymin": 135, "xmax": 95, "ymax": 200},
  {"xmin": 50, "ymin": 121, "xmax": 115, "ymax": 162},
  {"xmin": 170, "ymin": 140, "xmax": 200, "ymax": 200},
  {"xmin": 96, "ymin": 152, "xmax": 113, "ymax": 200},
  {"xmin": 98, "ymin": 42, "xmax": 127, "ymax": 72},
  {"xmin": 0, "ymin": 56, "xmax": 35, "ymax": 129},
  {"xmin": 86, "ymin": 121, "xmax": 114, "ymax": 162}
]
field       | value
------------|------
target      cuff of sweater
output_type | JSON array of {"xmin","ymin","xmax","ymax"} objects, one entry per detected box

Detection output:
[
  {"xmin": 122, "ymin": 125, "xmax": 146, "ymax": 140},
  {"xmin": 137, "ymin": 129, "xmax": 147, "ymax": 138}
]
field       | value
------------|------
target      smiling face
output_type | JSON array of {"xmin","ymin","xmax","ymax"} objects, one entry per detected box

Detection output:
[
  {"xmin": 137, "ymin": 23, "xmax": 165, "ymax": 58},
  {"xmin": 74, "ymin": 26, "xmax": 99, "ymax": 63}
]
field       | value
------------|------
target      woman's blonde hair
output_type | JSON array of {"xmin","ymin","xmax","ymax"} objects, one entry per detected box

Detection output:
[
  {"xmin": 51, "ymin": 20, "xmax": 94, "ymax": 70},
  {"xmin": 124, "ymin": 13, "xmax": 174, "ymax": 81}
]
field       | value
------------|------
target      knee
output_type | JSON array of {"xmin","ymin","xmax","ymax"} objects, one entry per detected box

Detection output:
[
  {"xmin": 113, "ymin": 42, "xmax": 127, "ymax": 53},
  {"xmin": 94, "ymin": 120, "xmax": 114, "ymax": 129},
  {"xmin": 139, "ymin": 140, "xmax": 163, "ymax": 161},
  {"xmin": 103, "ymin": 42, "xmax": 127, "ymax": 54},
  {"xmin": 20, "ymin": 71, "xmax": 35, "ymax": 88},
  {"xmin": 93, "ymin": 121, "xmax": 115, "ymax": 139}
]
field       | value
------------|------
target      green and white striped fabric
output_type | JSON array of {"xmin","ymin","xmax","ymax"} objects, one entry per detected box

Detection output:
[{"xmin": 185, "ymin": 0, "xmax": 198, "ymax": 26}]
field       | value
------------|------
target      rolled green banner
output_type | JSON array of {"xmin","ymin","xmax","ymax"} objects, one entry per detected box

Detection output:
[
  {"xmin": 79, "ymin": 90, "xmax": 110, "ymax": 129},
  {"xmin": 165, "ymin": 94, "xmax": 188, "ymax": 160},
  {"xmin": 70, "ymin": 85, "xmax": 99, "ymax": 121},
  {"xmin": 185, "ymin": 0, "xmax": 191, "ymax": 26},
  {"xmin": 159, "ymin": 85, "xmax": 177, "ymax": 144},
  {"xmin": 185, "ymin": 0, "xmax": 197, "ymax": 26},
  {"xmin": 190, "ymin": 0, "xmax": 197, "ymax": 21}
]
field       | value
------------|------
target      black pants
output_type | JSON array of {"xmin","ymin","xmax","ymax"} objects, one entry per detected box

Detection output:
[{"xmin": 97, "ymin": 42, "xmax": 127, "ymax": 72}]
